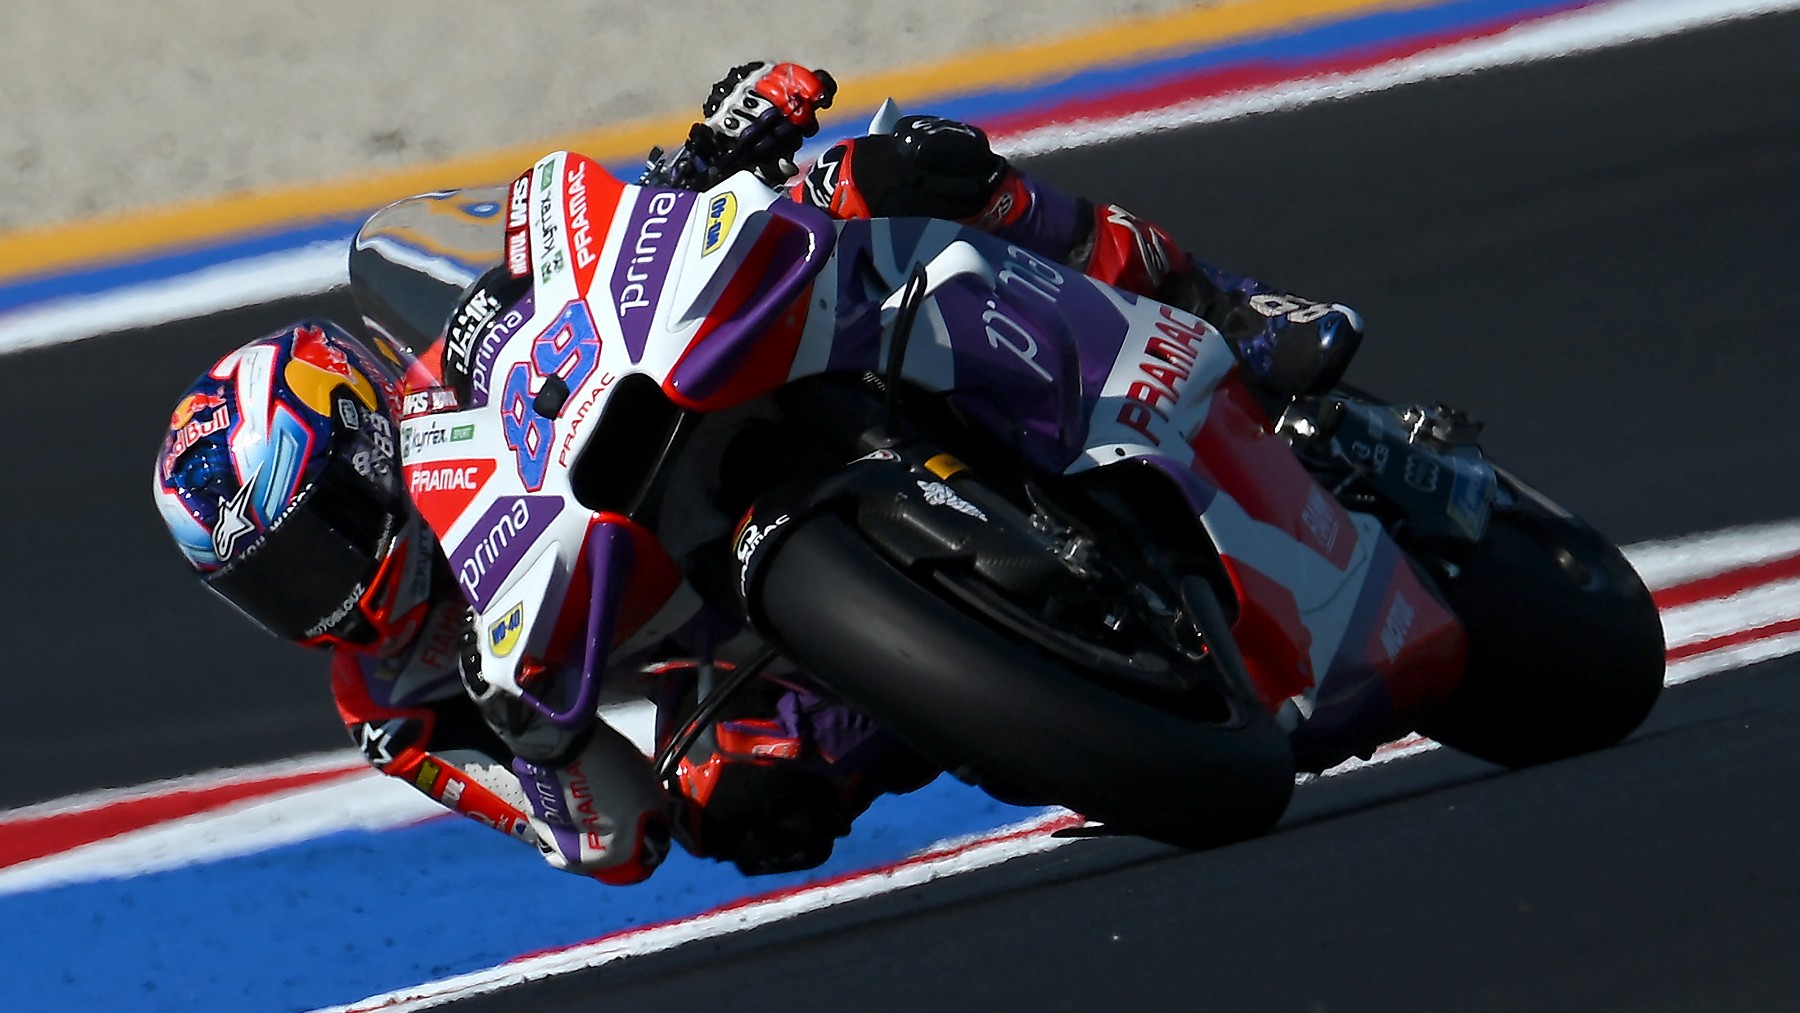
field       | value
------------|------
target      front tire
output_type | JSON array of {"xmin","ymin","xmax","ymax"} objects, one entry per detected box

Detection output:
[{"xmin": 753, "ymin": 514, "xmax": 1296, "ymax": 848}]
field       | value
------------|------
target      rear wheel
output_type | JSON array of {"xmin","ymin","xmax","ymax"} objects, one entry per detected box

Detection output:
[
  {"xmin": 753, "ymin": 514, "xmax": 1296, "ymax": 848},
  {"xmin": 1420, "ymin": 482, "xmax": 1665, "ymax": 767}
]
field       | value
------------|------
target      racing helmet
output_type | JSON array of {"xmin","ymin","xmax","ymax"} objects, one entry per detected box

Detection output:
[{"xmin": 152, "ymin": 320, "xmax": 431, "ymax": 652}]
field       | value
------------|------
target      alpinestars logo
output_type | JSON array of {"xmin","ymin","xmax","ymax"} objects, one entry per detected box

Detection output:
[
  {"xmin": 915, "ymin": 480, "xmax": 987, "ymax": 522},
  {"xmin": 357, "ymin": 718, "xmax": 413, "ymax": 767},
  {"xmin": 803, "ymin": 147, "xmax": 845, "ymax": 209},
  {"xmin": 213, "ymin": 469, "xmax": 260, "ymax": 559}
]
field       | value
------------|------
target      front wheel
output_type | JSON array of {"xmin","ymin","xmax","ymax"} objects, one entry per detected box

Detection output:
[{"xmin": 752, "ymin": 514, "xmax": 1296, "ymax": 849}]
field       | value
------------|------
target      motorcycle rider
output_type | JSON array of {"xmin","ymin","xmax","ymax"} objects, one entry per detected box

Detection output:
[
  {"xmin": 154, "ymin": 320, "xmax": 934, "ymax": 882},
  {"xmin": 155, "ymin": 321, "xmax": 666, "ymax": 882},
  {"xmin": 152, "ymin": 62, "xmax": 1363, "ymax": 885}
]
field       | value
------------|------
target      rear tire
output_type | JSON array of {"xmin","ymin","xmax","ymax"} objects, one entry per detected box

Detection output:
[
  {"xmin": 1421, "ymin": 495, "xmax": 1665, "ymax": 767},
  {"xmin": 754, "ymin": 514, "xmax": 1296, "ymax": 848}
]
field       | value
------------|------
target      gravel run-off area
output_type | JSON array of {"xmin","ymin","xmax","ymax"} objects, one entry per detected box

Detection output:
[{"xmin": 4, "ymin": 0, "xmax": 1218, "ymax": 232}]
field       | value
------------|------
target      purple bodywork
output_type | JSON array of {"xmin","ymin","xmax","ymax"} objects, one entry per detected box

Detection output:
[
  {"xmin": 466, "ymin": 289, "xmax": 537, "ymax": 409},
  {"xmin": 611, "ymin": 189, "xmax": 697, "ymax": 363},
  {"xmin": 448, "ymin": 495, "xmax": 564, "ymax": 611},
  {"xmin": 662, "ymin": 199, "xmax": 839, "ymax": 402}
]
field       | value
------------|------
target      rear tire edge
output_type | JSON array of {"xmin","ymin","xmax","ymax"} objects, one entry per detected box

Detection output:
[{"xmin": 1422, "ymin": 507, "xmax": 1666, "ymax": 767}]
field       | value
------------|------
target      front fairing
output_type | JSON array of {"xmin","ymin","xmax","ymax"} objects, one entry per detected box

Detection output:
[{"xmin": 398, "ymin": 154, "xmax": 833, "ymax": 721}]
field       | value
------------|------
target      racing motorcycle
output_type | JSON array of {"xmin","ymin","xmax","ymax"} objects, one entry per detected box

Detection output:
[{"xmin": 357, "ymin": 113, "xmax": 1665, "ymax": 849}]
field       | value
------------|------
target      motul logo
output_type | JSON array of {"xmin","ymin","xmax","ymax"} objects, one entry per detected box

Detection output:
[{"xmin": 507, "ymin": 174, "xmax": 531, "ymax": 229}]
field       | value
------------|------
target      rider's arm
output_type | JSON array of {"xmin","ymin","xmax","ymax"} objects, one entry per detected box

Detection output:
[
  {"xmin": 331, "ymin": 648, "xmax": 670, "ymax": 884},
  {"xmin": 462, "ymin": 667, "xmax": 673, "ymax": 885},
  {"xmin": 329, "ymin": 650, "xmax": 541, "ymax": 846}
]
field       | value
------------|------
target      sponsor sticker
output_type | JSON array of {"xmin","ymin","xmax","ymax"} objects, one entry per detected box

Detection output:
[
  {"xmin": 448, "ymin": 495, "xmax": 565, "ymax": 610},
  {"xmin": 1301, "ymin": 487, "xmax": 1342, "ymax": 557},
  {"xmin": 211, "ymin": 472, "xmax": 261, "ymax": 559},
  {"xmin": 304, "ymin": 581, "xmax": 367, "ymax": 640},
  {"xmin": 555, "ymin": 372, "xmax": 618, "ymax": 467},
  {"xmin": 702, "ymin": 192, "xmax": 737, "ymax": 256},
  {"xmin": 1379, "ymin": 593, "xmax": 1417, "ymax": 662},
  {"xmin": 401, "ymin": 418, "xmax": 461, "ymax": 461},
  {"xmin": 1447, "ymin": 463, "xmax": 1494, "ymax": 539},
  {"xmin": 488, "ymin": 603, "xmax": 524, "ymax": 657},
  {"xmin": 535, "ymin": 161, "xmax": 567, "ymax": 286},
  {"xmin": 356, "ymin": 718, "xmax": 405, "ymax": 767},
  {"xmin": 610, "ymin": 189, "xmax": 695, "ymax": 361},
  {"xmin": 443, "ymin": 284, "xmax": 504, "ymax": 389},
  {"xmin": 733, "ymin": 512, "xmax": 791, "ymax": 595},
  {"xmin": 1114, "ymin": 305, "xmax": 1211, "ymax": 447},
  {"xmin": 467, "ymin": 290, "xmax": 536, "ymax": 410},
  {"xmin": 507, "ymin": 173, "xmax": 532, "ymax": 229},
  {"xmin": 1403, "ymin": 455, "xmax": 1442, "ymax": 493},
  {"xmin": 505, "ymin": 170, "xmax": 534, "ymax": 278},
  {"xmin": 162, "ymin": 398, "xmax": 231, "ymax": 477},
  {"xmin": 404, "ymin": 458, "xmax": 496, "ymax": 534},
  {"xmin": 506, "ymin": 228, "xmax": 532, "ymax": 279},
  {"xmin": 803, "ymin": 146, "xmax": 843, "ymax": 208},
  {"xmin": 401, "ymin": 387, "xmax": 460, "ymax": 419},
  {"xmin": 564, "ymin": 157, "xmax": 602, "ymax": 290},
  {"xmin": 414, "ymin": 759, "xmax": 441, "ymax": 793},
  {"xmin": 915, "ymin": 480, "xmax": 987, "ymax": 522}
]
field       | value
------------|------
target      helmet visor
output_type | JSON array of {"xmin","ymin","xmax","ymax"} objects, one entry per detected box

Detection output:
[{"xmin": 204, "ymin": 452, "xmax": 400, "ymax": 645}]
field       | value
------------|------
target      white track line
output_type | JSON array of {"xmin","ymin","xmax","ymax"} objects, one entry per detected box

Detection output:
[
  {"xmin": 315, "ymin": 812, "xmax": 1087, "ymax": 1013},
  {"xmin": 0, "ymin": 239, "xmax": 346, "ymax": 355},
  {"xmin": 1667, "ymin": 629, "xmax": 1800, "ymax": 686},
  {"xmin": 3, "ymin": 523, "xmax": 1796, "ymax": 900},
  {"xmin": 1001, "ymin": 0, "xmax": 1800, "ymax": 158},
  {"xmin": 0, "ymin": 749, "xmax": 362, "ymax": 826},
  {"xmin": 1620, "ymin": 518, "xmax": 1800, "ymax": 589},
  {"xmin": 1659, "ymin": 578, "xmax": 1800, "ymax": 653},
  {"xmin": 0, "ymin": 776, "xmax": 441, "ymax": 897}
]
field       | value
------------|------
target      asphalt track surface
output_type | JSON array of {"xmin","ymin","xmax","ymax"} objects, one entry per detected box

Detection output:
[{"xmin": 3, "ymin": 9, "xmax": 1798, "ymax": 1009}]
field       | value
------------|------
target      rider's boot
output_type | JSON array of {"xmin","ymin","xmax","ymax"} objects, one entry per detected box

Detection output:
[{"xmin": 1062, "ymin": 199, "xmax": 1366, "ymax": 399}]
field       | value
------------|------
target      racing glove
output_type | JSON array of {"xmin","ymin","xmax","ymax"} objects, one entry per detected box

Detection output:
[
  {"xmin": 791, "ymin": 114, "xmax": 1010, "ymax": 222},
  {"xmin": 510, "ymin": 724, "xmax": 672, "ymax": 885},
  {"xmin": 658, "ymin": 61, "xmax": 838, "ymax": 190}
]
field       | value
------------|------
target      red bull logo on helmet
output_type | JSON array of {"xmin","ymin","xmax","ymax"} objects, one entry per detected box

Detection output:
[
  {"xmin": 169, "ymin": 390, "xmax": 227, "ymax": 430},
  {"xmin": 162, "ymin": 394, "xmax": 231, "ymax": 478}
]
